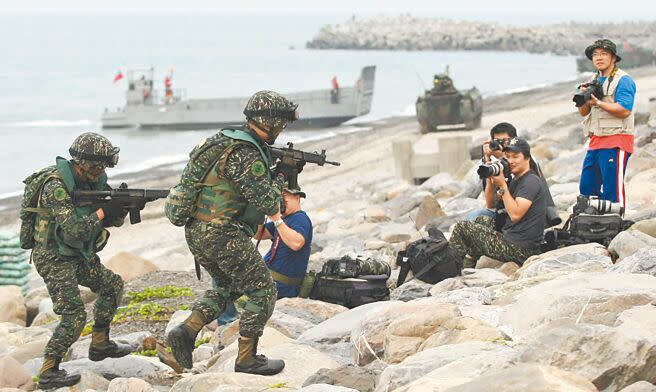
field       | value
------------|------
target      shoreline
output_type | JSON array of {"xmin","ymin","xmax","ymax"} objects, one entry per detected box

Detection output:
[{"xmin": 2, "ymin": 65, "xmax": 654, "ymax": 230}]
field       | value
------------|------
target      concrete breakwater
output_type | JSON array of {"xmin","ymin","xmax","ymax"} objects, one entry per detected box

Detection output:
[{"xmin": 306, "ymin": 15, "xmax": 656, "ymax": 56}]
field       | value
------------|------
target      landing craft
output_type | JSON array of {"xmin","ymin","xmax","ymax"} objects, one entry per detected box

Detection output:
[
  {"xmin": 415, "ymin": 67, "xmax": 482, "ymax": 133},
  {"xmin": 102, "ymin": 66, "xmax": 376, "ymax": 130}
]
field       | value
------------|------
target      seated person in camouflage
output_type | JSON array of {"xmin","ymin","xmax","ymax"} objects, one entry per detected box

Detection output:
[
  {"xmin": 168, "ymin": 90, "xmax": 297, "ymax": 376},
  {"xmin": 25, "ymin": 133, "xmax": 132, "ymax": 389},
  {"xmin": 257, "ymin": 186, "xmax": 313, "ymax": 298},
  {"xmin": 450, "ymin": 138, "xmax": 547, "ymax": 266}
]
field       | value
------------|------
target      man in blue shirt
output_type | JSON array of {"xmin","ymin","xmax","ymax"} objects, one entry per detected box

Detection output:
[
  {"xmin": 259, "ymin": 186, "xmax": 313, "ymax": 298},
  {"xmin": 577, "ymin": 39, "xmax": 636, "ymax": 212}
]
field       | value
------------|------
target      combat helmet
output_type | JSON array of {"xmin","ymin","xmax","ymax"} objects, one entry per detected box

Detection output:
[
  {"xmin": 243, "ymin": 90, "xmax": 298, "ymax": 142},
  {"xmin": 69, "ymin": 132, "xmax": 120, "ymax": 167}
]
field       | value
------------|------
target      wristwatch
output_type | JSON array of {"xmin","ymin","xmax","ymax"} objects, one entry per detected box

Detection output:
[
  {"xmin": 497, "ymin": 188, "xmax": 506, "ymax": 197},
  {"xmin": 274, "ymin": 218, "xmax": 284, "ymax": 228}
]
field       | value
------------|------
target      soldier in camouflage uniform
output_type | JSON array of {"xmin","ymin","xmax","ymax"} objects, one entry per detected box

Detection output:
[
  {"xmin": 450, "ymin": 138, "xmax": 547, "ymax": 266},
  {"xmin": 25, "ymin": 133, "xmax": 132, "ymax": 390},
  {"xmin": 168, "ymin": 90, "xmax": 297, "ymax": 375}
]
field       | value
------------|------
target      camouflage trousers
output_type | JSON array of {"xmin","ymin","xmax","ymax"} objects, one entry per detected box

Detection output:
[
  {"xmin": 449, "ymin": 216, "xmax": 535, "ymax": 265},
  {"xmin": 31, "ymin": 245, "xmax": 124, "ymax": 358},
  {"xmin": 185, "ymin": 220, "xmax": 276, "ymax": 338}
]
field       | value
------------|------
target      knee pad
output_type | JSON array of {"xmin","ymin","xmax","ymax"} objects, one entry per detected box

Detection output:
[{"xmin": 243, "ymin": 287, "xmax": 276, "ymax": 318}]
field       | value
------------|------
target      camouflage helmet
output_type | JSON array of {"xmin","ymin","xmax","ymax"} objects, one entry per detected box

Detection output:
[
  {"xmin": 585, "ymin": 39, "xmax": 622, "ymax": 62},
  {"xmin": 69, "ymin": 132, "xmax": 120, "ymax": 167},
  {"xmin": 243, "ymin": 90, "xmax": 298, "ymax": 134}
]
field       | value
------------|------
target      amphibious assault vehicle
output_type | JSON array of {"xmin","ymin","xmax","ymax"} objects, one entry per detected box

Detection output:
[{"xmin": 415, "ymin": 68, "xmax": 482, "ymax": 133}]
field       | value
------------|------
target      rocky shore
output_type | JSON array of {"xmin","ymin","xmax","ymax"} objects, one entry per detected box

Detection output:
[
  {"xmin": 1, "ymin": 67, "xmax": 656, "ymax": 391},
  {"xmin": 307, "ymin": 15, "xmax": 656, "ymax": 56}
]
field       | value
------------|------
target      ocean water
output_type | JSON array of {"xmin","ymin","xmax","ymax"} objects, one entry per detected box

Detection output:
[{"xmin": 0, "ymin": 13, "xmax": 577, "ymax": 197}]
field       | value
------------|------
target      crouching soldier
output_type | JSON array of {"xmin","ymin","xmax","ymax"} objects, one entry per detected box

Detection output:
[{"xmin": 20, "ymin": 133, "xmax": 132, "ymax": 389}]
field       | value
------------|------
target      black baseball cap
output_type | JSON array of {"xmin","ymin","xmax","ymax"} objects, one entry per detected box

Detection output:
[{"xmin": 503, "ymin": 137, "xmax": 531, "ymax": 156}]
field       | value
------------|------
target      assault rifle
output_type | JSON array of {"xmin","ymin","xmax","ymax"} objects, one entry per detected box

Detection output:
[
  {"xmin": 268, "ymin": 142, "xmax": 340, "ymax": 189},
  {"xmin": 72, "ymin": 183, "xmax": 170, "ymax": 224}
]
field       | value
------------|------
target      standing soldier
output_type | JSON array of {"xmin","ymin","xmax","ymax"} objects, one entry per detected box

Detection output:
[
  {"xmin": 20, "ymin": 133, "xmax": 132, "ymax": 389},
  {"xmin": 166, "ymin": 90, "xmax": 298, "ymax": 375}
]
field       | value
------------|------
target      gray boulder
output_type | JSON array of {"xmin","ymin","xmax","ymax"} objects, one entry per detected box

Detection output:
[
  {"xmin": 442, "ymin": 364, "xmax": 598, "ymax": 392},
  {"xmin": 520, "ymin": 322, "xmax": 656, "ymax": 391},
  {"xmin": 429, "ymin": 287, "xmax": 492, "ymax": 306},
  {"xmin": 631, "ymin": 218, "xmax": 656, "ymax": 238},
  {"xmin": 298, "ymin": 385, "xmax": 359, "ymax": 392},
  {"xmin": 61, "ymin": 355, "xmax": 172, "ymax": 382},
  {"xmin": 460, "ymin": 268, "xmax": 507, "ymax": 288},
  {"xmin": 516, "ymin": 251, "xmax": 612, "ymax": 279},
  {"xmin": 390, "ymin": 280, "xmax": 433, "ymax": 301},
  {"xmin": 609, "ymin": 230, "xmax": 656, "ymax": 260},
  {"xmin": 375, "ymin": 341, "xmax": 517, "ymax": 392},
  {"xmin": 267, "ymin": 309, "xmax": 315, "ymax": 339},
  {"xmin": 69, "ymin": 331, "xmax": 153, "ymax": 360},
  {"xmin": 500, "ymin": 272, "xmax": 656, "ymax": 339},
  {"xmin": 443, "ymin": 198, "xmax": 481, "ymax": 216},
  {"xmin": 619, "ymin": 381, "xmax": 656, "ymax": 392},
  {"xmin": 303, "ymin": 365, "xmax": 379, "ymax": 392},
  {"xmin": 612, "ymin": 247, "xmax": 656, "ymax": 276},
  {"xmin": 299, "ymin": 301, "xmax": 394, "ymax": 344}
]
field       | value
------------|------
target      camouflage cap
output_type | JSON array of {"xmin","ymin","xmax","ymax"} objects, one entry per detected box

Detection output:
[
  {"xmin": 283, "ymin": 186, "xmax": 306, "ymax": 198},
  {"xmin": 243, "ymin": 90, "xmax": 299, "ymax": 131},
  {"xmin": 69, "ymin": 132, "xmax": 120, "ymax": 167},
  {"xmin": 585, "ymin": 39, "xmax": 622, "ymax": 62}
]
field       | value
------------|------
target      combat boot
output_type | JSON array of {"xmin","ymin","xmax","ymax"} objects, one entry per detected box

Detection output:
[
  {"xmin": 167, "ymin": 310, "xmax": 207, "ymax": 369},
  {"xmin": 88, "ymin": 326, "xmax": 132, "ymax": 361},
  {"xmin": 234, "ymin": 336, "xmax": 285, "ymax": 376},
  {"xmin": 38, "ymin": 356, "xmax": 81, "ymax": 389}
]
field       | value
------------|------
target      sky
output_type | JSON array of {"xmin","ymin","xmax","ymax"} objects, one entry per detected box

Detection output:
[{"xmin": 4, "ymin": 0, "xmax": 656, "ymax": 24}]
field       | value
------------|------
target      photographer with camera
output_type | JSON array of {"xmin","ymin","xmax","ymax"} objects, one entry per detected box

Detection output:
[
  {"xmin": 466, "ymin": 122, "xmax": 516, "ymax": 221},
  {"xmin": 451, "ymin": 138, "xmax": 547, "ymax": 266},
  {"xmin": 575, "ymin": 39, "xmax": 636, "ymax": 214}
]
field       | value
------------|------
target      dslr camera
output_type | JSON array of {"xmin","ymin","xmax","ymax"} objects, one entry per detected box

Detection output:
[
  {"xmin": 573, "ymin": 195, "xmax": 623, "ymax": 216},
  {"xmin": 477, "ymin": 158, "xmax": 510, "ymax": 179},
  {"xmin": 573, "ymin": 80, "xmax": 604, "ymax": 108}
]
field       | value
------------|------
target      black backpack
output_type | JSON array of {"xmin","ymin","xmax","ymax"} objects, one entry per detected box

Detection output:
[{"xmin": 396, "ymin": 229, "xmax": 463, "ymax": 286}]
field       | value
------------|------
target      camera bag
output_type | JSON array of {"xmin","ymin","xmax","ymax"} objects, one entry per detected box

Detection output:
[
  {"xmin": 309, "ymin": 256, "xmax": 391, "ymax": 308},
  {"xmin": 310, "ymin": 274, "xmax": 390, "ymax": 308},
  {"xmin": 569, "ymin": 213, "xmax": 622, "ymax": 244}
]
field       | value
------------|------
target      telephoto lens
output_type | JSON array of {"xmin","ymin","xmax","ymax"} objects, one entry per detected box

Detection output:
[
  {"xmin": 589, "ymin": 196, "xmax": 623, "ymax": 215},
  {"xmin": 477, "ymin": 159, "xmax": 509, "ymax": 179}
]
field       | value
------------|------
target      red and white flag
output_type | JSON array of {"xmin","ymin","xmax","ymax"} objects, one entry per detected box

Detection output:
[{"xmin": 113, "ymin": 70, "xmax": 124, "ymax": 83}]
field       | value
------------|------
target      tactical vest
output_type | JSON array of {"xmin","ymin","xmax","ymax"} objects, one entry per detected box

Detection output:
[
  {"xmin": 32, "ymin": 157, "xmax": 108, "ymax": 260},
  {"xmin": 191, "ymin": 129, "xmax": 271, "ymax": 236},
  {"xmin": 583, "ymin": 68, "xmax": 635, "ymax": 137}
]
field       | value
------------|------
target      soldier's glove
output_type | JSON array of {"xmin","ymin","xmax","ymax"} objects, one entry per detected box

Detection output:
[
  {"xmin": 101, "ymin": 200, "xmax": 128, "ymax": 221},
  {"xmin": 274, "ymin": 162, "xmax": 289, "ymax": 178}
]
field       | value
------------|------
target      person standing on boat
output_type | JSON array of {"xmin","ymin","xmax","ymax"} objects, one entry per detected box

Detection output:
[{"xmin": 165, "ymin": 67, "xmax": 174, "ymax": 104}]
